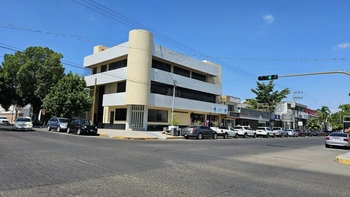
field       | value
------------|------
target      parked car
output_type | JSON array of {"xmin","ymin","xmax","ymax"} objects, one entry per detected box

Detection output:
[
  {"xmin": 297, "ymin": 129, "xmax": 305, "ymax": 137},
  {"xmin": 272, "ymin": 127, "xmax": 288, "ymax": 137},
  {"xmin": 13, "ymin": 117, "xmax": 33, "ymax": 131},
  {"xmin": 67, "ymin": 119, "xmax": 98, "ymax": 135},
  {"xmin": 286, "ymin": 129, "xmax": 298, "ymax": 137},
  {"xmin": 182, "ymin": 125, "xmax": 218, "ymax": 139},
  {"xmin": 255, "ymin": 127, "xmax": 272, "ymax": 138},
  {"xmin": 47, "ymin": 117, "xmax": 70, "ymax": 132},
  {"xmin": 325, "ymin": 132, "xmax": 350, "ymax": 148},
  {"xmin": 234, "ymin": 126, "xmax": 256, "ymax": 138},
  {"xmin": 0, "ymin": 116, "xmax": 10, "ymax": 124},
  {"xmin": 211, "ymin": 126, "xmax": 238, "ymax": 139}
]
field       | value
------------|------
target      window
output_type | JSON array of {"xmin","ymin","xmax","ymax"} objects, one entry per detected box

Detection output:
[
  {"xmin": 150, "ymin": 81, "xmax": 216, "ymax": 103},
  {"xmin": 115, "ymin": 109, "xmax": 127, "ymax": 121},
  {"xmin": 148, "ymin": 109, "xmax": 168, "ymax": 122},
  {"xmin": 174, "ymin": 66, "xmax": 190, "ymax": 77},
  {"xmin": 192, "ymin": 72, "xmax": 206, "ymax": 82},
  {"xmin": 101, "ymin": 65, "xmax": 107, "ymax": 72},
  {"xmin": 109, "ymin": 59, "xmax": 127, "ymax": 70},
  {"xmin": 92, "ymin": 67, "xmax": 97, "ymax": 74},
  {"xmin": 152, "ymin": 59, "xmax": 171, "ymax": 72},
  {"xmin": 117, "ymin": 81, "xmax": 126, "ymax": 93}
]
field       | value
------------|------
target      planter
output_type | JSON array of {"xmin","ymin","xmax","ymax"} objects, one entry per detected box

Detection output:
[{"xmin": 168, "ymin": 126, "xmax": 179, "ymax": 131}]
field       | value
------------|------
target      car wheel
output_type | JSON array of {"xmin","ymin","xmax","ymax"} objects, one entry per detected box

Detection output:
[
  {"xmin": 67, "ymin": 127, "xmax": 70, "ymax": 134},
  {"xmin": 47, "ymin": 125, "xmax": 51, "ymax": 131},
  {"xmin": 197, "ymin": 133, "xmax": 203, "ymax": 140},
  {"xmin": 213, "ymin": 133, "xmax": 218, "ymax": 139},
  {"xmin": 253, "ymin": 133, "xmax": 256, "ymax": 138},
  {"xmin": 325, "ymin": 144, "xmax": 330, "ymax": 148},
  {"xmin": 273, "ymin": 133, "xmax": 275, "ymax": 138},
  {"xmin": 224, "ymin": 133, "xmax": 229, "ymax": 139},
  {"xmin": 57, "ymin": 126, "xmax": 61, "ymax": 132},
  {"xmin": 77, "ymin": 128, "xmax": 82, "ymax": 135},
  {"xmin": 244, "ymin": 133, "xmax": 248, "ymax": 138},
  {"xmin": 184, "ymin": 136, "xmax": 189, "ymax": 139},
  {"xmin": 234, "ymin": 133, "xmax": 238, "ymax": 139}
]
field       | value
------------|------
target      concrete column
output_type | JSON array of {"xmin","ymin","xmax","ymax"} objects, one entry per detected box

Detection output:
[
  {"xmin": 125, "ymin": 105, "xmax": 132, "ymax": 130},
  {"xmin": 143, "ymin": 106, "xmax": 148, "ymax": 130},
  {"xmin": 125, "ymin": 29, "xmax": 153, "ymax": 105}
]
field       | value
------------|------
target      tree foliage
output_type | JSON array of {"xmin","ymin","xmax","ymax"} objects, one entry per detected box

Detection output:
[
  {"xmin": 307, "ymin": 118, "xmax": 320, "ymax": 130},
  {"xmin": 0, "ymin": 46, "xmax": 65, "ymax": 122},
  {"xmin": 245, "ymin": 80, "xmax": 290, "ymax": 112},
  {"xmin": 43, "ymin": 71, "xmax": 93, "ymax": 119},
  {"xmin": 317, "ymin": 106, "xmax": 331, "ymax": 131}
]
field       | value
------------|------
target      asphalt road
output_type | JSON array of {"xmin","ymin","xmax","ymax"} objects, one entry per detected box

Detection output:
[{"xmin": 0, "ymin": 125, "xmax": 349, "ymax": 197}]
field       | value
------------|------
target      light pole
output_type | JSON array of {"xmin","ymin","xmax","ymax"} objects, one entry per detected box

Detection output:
[{"xmin": 171, "ymin": 80, "xmax": 177, "ymax": 126}]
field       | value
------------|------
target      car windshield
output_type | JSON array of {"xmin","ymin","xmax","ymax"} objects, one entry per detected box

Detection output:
[
  {"xmin": 243, "ymin": 127, "xmax": 252, "ymax": 130},
  {"xmin": 79, "ymin": 119, "xmax": 93, "ymax": 125},
  {"xmin": 16, "ymin": 118, "xmax": 31, "ymax": 122},
  {"xmin": 330, "ymin": 133, "xmax": 347, "ymax": 137},
  {"xmin": 234, "ymin": 126, "xmax": 242, "ymax": 129},
  {"xmin": 272, "ymin": 128, "xmax": 281, "ymax": 130},
  {"xmin": 188, "ymin": 126, "xmax": 197, "ymax": 128},
  {"xmin": 59, "ymin": 118, "xmax": 69, "ymax": 123}
]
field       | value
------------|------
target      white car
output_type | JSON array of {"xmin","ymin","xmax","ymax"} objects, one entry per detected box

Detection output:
[
  {"xmin": 234, "ymin": 126, "xmax": 256, "ymax": 138},
  {"xmin": 0, "ymin": 116, "xmax": 10, "ymax": 124},
  {"xmin": 211, "ymin": 127, "xmax": 238, "ymax": 139},
  {"xmin": 13, "ymin": 117, "xmax": 33, "ymax": 131},
  {"xmin": 256, "ymin": 127, "xmax": 273, "ymax": 138}
]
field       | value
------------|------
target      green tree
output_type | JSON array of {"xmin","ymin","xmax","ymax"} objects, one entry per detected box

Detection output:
[
  {"xmin": 42, "ymin": 71, "xmax": 93, "ymax": 119},
  {"xmin": 317, "ymin": 106, "xmax": 331, "ymax": 131},
  {"xmin": 245, "ymin": 80, "xmax": 290, "ymax": 112},
  {"xmin": 307, "ymin": 118, "xmax": 320, "ymax": 130},
  {"xmin": 338, "ymin": 104, "xmax": 350, "ymax": 115},
  {"xmin": 0, "ymin": 46, "xmax": 64, "ymax": 122}
]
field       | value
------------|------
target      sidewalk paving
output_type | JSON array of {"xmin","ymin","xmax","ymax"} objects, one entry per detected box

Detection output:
[
  {"xmin": 335, "ymin": 152, "xmax": 350, "ymax": 166},
  {"xmin": 97, "ymin": 129, "xmax": 184, "ymax": 140}
]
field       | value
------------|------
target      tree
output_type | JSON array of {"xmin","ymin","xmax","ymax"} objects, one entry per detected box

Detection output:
[
  {"xmin": 307, "ymin": 117, "xmax": 320, "ymax": 130},
  {"xmin": 317, "ymin": 106, "xmax": 331, "ymax": 131},
  {"xmin": 245, "ymin": 80, "xmax": 290, "ymax": 112},
  {"xmin": 338, "ymin": 104, "xmax": 350, "ymax": 115},
  {"xmin": 42, "ymin": 71, "xmax": 93, "ymax": 119},
  {"xmin": 0, "ymin": 46, "xmax": 65, "ymax": 122}
]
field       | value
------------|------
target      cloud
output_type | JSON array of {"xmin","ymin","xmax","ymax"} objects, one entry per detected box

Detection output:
[
  {"xmin": 263, "ymin": 14, "xmax": 274, "ymax": 24},
  {"xmin": 330, "ymin": 109, "xmax": 341, "ymax": 114},
  {"xmin": 333, "ymin": 42, "xmax": 350, "ymax": 49}
]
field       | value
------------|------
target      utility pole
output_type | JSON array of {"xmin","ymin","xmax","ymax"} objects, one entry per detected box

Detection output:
[
  {"xmin": 171, "ymin": 80, "xmax": 177, "ymax": 126},
  {"xmin": 292, "ymin": 91, "xmax": 303, "ymax": 129}
]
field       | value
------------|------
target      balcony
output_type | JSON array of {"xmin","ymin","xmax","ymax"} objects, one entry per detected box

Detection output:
[{"xmin": 102, "ymin": 93, "xmax": 126, "ymax": 107}]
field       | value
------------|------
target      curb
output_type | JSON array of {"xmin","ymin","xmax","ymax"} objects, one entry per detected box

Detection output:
[
  {"xmin": 165, "ymin": 136, "xmax": 184, "ymax": 139},
  {"xmin": 99, "ymin": 134, "xmax": 109, "ymax": 137},
  {"xmin": 335, "ymin": 154, "xmax": 350, "ymax": 166},
  {"xmin": 112, "ymin": 136, "xmax": 159, "ymax": 140}
]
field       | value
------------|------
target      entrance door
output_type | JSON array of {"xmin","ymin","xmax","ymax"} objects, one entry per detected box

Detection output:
[{"xmin": 110, "ymin": 111, "xmax": 114, "ymax": 125}]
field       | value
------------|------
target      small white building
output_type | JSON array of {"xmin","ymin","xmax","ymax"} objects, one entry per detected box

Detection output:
[
  {"xmin": 84, "ymin": 29, "xmax": 227, "ymax": 131},
  {"xmin": 0, "ymin": 105, "xmax": 31, "ymax": 123}
]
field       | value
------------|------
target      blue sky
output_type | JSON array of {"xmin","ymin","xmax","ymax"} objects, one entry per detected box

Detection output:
[{"xmin": 0, "ymin": 0, "xmax": 349, "ymax": 112}]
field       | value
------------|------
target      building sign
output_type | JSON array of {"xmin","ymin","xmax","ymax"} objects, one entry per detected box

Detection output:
[
  {"xmin": 212, "ymin": 106, "xmax": 227, "ymax": 114},
  {"xmin": 230, "ymin": 112, "xmax": 239, "ymax": 117},
  {"xmin": 229, "ymin": 97, "xmax": 240, "ymax": 103},
  {"xmin": 298, "ymin": 121, "xmax": 303, "ymax": 126}
]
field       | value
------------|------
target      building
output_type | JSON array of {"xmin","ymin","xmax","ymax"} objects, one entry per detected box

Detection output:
[
  {"xmin": 0, "ymin": 105, "xmax": 31, "ymax": 123},
  {"xmin": 275, "ymin": 101, "xmax": 310, "ymax": 129},
  {"xmin": 84, "ymin": 29, "xmax": 227, "ymax": 131}
]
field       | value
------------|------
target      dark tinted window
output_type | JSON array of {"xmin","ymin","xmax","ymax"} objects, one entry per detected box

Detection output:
[
  {"xmin": 109, "ymin": 59, "xmax": 127, "ymax": 70},
  {"xmin": 152, "ymin": 59, "xmax": 171, "ymax": 72},
  {"xmin": 59, "ymin": 118, "xmax": 69, "ymax": 123},
  {"xmin": 150, "ymin": 81, "xmax": 216, "ymax": 103},
  {"xmin": 148, "ymin": 109, "xmax": 168, "ymax": 122},
  {"xmin": 330, "ymin": 133, "xmax": 347, "ymax": 137},
  {"xmin": 115, "ymin": 109, "xmax": 127, "ymax": 121},
  {"xmin": 192, "ymin": 72, "xmax": 206, "ymax": 82},
  {"xmin": 79, "ymin": 119, "xmax": 93, "ymax": 125},
  {"xmin": 174, "ymin": 66, "xmax": 190, "ymax": 77},
  {"xmin": 117, "ymin": 81, "xmax": 126, "ymax": 93},
  {"xmin": 16, "ymin": 118, "xmax": 31, "ymax": 122},
  {"xmin": 101, "ymin": 65, "xmax": 107, "ymax": 72},
  {"xmin": 92, "ymin": 67, "xmax": 97, "ymax": 74}
]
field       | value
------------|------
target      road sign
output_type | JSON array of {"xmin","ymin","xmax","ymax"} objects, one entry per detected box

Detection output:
[{"xmin": 258, "ymin": 74, "xmax": 278, "ymax": 81}]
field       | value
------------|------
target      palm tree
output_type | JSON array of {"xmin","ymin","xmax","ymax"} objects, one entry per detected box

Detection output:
[{"xmin": 317, "ymin": 106, "xmax": 331, "ymax": 131}]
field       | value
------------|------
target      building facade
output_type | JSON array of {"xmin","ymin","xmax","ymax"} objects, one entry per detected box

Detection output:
[
  {"xmin": 84, "ymin": 29, "xmax": 227, "ymax": 131},
  {"xmin": 0, "ymin": 105, "xmax": 31, "ymax": 123},
  {"xmin": 275, "ymin": 101, "xmax": 310, "ymax": 129}
]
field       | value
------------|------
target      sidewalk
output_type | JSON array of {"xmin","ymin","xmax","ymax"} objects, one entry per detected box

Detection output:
[
  {"xmin": 335, "ymin": 152, "xmax": 350, "ymax": 166},
  {"xmin": 97, "ymin": 129, "xmax": 184, "ymax": 140}
]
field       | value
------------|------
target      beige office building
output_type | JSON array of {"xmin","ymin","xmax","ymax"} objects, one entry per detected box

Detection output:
[{"xmin": 84, "ymin": 29, "xmax": 227, "ymax": 131}]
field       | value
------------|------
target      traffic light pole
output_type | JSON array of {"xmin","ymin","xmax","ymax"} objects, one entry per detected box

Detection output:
[{"xmin": 278, "ymin": 71, "xmax": 350, "ymax": 78}]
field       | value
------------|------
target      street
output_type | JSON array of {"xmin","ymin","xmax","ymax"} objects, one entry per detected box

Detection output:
[{"xmin": 0, "ymin": 125, "xmax": 349, "ymax": 197}]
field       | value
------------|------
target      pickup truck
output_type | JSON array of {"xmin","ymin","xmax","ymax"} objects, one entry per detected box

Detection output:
[{"xmin": 210, "ymin": 126, "xmax": 238, "ymax": 139}]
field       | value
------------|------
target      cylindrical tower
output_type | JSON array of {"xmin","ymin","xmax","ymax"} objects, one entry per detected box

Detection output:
[{"xmin": 125, "ymin": 29, "xmax": 153, "ymax": 105}]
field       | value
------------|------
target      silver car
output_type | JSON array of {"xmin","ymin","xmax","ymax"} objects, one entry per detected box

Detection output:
[
  {"xmin": 182, "ymin": 125, "xmax": 218, "ymax": 140},
  {"xmin": 325, "ymin": 132, "xmax": 350, "ymax": 148}
]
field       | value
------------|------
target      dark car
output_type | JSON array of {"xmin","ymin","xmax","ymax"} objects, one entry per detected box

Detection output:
[
  {"xmin": 297, "ymin": 130, "xmax": 305, "ymax": 137},
  {"xmin": 67, "ymin": 119, "xmax": 98, "ymax": 135},
  {"xmin": 182, "ymin": 125, "xmax": 218, "ymax": 139}
]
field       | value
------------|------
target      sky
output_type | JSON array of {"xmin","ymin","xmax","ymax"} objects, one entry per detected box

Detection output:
[{"xmin": 0, "ymin": 0, "xmax": 349, "ymax": 113}]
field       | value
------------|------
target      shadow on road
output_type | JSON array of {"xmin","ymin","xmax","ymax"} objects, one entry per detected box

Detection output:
[{"xmin": 0, "ymin": 125, "xmax": 36, "ymax": 132}]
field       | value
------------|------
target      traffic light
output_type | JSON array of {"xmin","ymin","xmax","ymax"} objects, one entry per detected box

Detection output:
[{"xmin": 258, "ymin": 74, "xmax": 278, "ymax": 81}]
